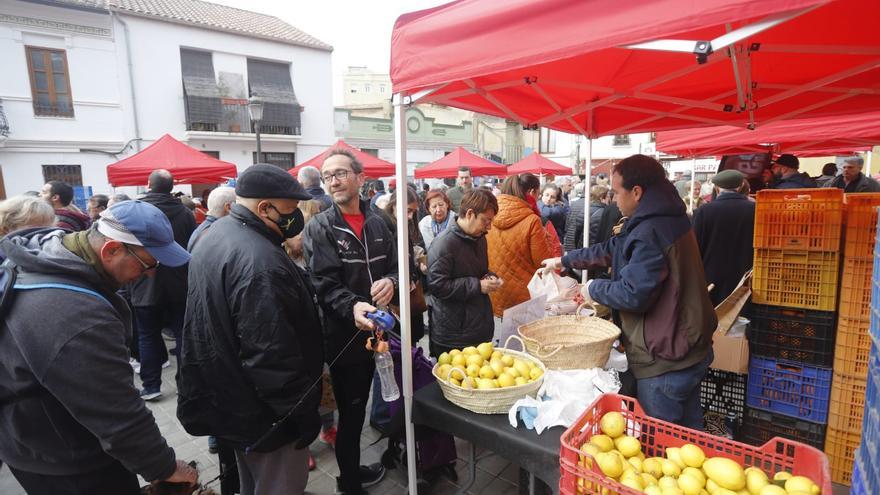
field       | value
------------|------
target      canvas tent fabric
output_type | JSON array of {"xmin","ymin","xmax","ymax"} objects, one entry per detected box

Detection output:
[
  {"xmin": 656, "ymin": 110, "xmax": 880, "ymax": 157},
  {"xmin": 391, "ymin": 0, "xmax": 880, "ymax": 138},
  {"xmin": 413, "ymin": 146, "xmax": 507, "ymax": 178},
  {"xmin": 507, "ymin": 152, "xmax": 572, "ymax": 175},
  {"xmin": 288, "ymin": 139, "xmax": 397, "ymax": 178},
  {"xmin": 106, "ymin": 134, "xmax": 238, "ymax": 186}
]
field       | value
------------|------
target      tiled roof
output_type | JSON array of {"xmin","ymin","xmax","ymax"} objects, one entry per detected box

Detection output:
[{"xmin": 39, "ymin": 0, "xmax": 333, "ymax": 50}]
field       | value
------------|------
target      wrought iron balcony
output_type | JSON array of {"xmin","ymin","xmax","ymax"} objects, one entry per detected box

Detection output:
[
  {"xmin": 0, "ymin": 98, "xmax": 9, "ymax": 138},
  {"xmin": 185, "ymin": 98, "xmax": 301, "ymax": 136}
]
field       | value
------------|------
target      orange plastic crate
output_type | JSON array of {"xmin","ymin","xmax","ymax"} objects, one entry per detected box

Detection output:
[
  {"xmin": 752, "ymin": 249, "xmax": 840, "ymax": 311},
  {"xmin": 838, "ymin": 257, "xmax": 874, "ymax": 321},
  {"xmin": 559, "ymin": 393, "xmax": 832, "ymax": 495},
  {"xmin": 843, "ymin": 193, "xmax": 880, "ymax": 259},
  {"xmin": 824, "ymin": 426, "xmax": 862, "ymax": 486},
  {"xmin": 827, "ymin": 372, "xmax": 867, "ymax": 432},
  {"xmin": 834, "ymin": 317, "xmax": 873, "ymax": 380},
  {"xmin": 754, "ymin": 188, "xmax": 843, "ymax": 252}
]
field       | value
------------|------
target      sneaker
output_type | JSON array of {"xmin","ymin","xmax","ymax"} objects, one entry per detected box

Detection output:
[
  {"xmin": 129, "ymin": 358, "xmax": 141, "ymax": 374},
  {"xmin": 140, "ymin": 389, "xmax": 162, "ymax": 401},
  {"xmin": 308, "ymin": 454, "xmax": 316, "ymax": 471},
  {"xmin": 319, "ymin": 426, "xmax": 337, "ymax": 448},
  {"xmin": 335, "ymin": 463, "xmax": 385, "ymax": 494},
  {"xmin": 162, "ymin": 360, "xmax": 171, "ymax": 369}
]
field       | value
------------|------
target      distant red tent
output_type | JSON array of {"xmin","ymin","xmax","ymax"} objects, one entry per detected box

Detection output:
[
  {"xmin": 289, "ymin": 140, "xmax": 396, "ymax": 178},
  {"xmin": 507, "ymin": 153, "xmax": 572, "ymax": 176},
  {"xmin": 414, "ymin": 147, "xmax": 507, "ymax": 179},
  {"xmin": 107, "ymin": 134, "xmax": 237, "ymax": 186},
  {"xmin": 656, "ymin": 111, "xmax": 880, "ymax": 157}
]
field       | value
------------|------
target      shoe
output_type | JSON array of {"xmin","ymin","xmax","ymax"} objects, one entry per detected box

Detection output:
[
  {"xmin": 208, "ymin": 436, "xmax": 219, "ymax": 455},
  {"xmin": 334, "ymin": 463, "xmax": 385, "ymax": 494},
  {"xmin": 319, "ymin": 426, "xmax": 337, "ymax": 448},
  {"xmin": 162, "ymin": 360, "xmax": 171, "ymax": 369},
  {"xmin": 129, "ymin": 358, "xmax": 141, "ymax": 374},
  {"xmin": 140, "ymin": 389, "xmax": 162, "ymax": 401},
  {"xmin": 308, "ymin": 454, "xmax": 316, "ymax": 471}
]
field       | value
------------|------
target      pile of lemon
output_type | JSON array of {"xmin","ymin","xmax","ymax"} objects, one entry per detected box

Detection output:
[
  {"xmin": 577, "ymin": 411, "xmax": 822, "ymax": 495},
  {"xmin": 435, "ymin": 342, "xmax": 543, "ymax": 390}
]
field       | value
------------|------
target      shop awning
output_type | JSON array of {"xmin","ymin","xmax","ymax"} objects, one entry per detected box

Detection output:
[
  {"xmin": 106, "ymin": 134, "xmax": 237, "ymax": 187},
  {"xmin": 289, "ymin": 140, "xmax": 396, "ymax": 178},
  {"xmin": 414, "ymin": 146, "xmax": 507, "ymax": 178}
]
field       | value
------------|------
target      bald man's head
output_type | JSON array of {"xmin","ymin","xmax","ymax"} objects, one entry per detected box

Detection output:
[{"xmin": 148, "ymin": 169, "xmax": 174, "ymax": 193}]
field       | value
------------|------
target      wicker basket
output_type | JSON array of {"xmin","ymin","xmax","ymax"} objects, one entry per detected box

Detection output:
[
  {"xmin": 517, "ymin": 303, "xmax": 621, "ymax": 370},
  {"xmin": 432, "ymin": 335, "xmax": 545, "ymax": 414}
]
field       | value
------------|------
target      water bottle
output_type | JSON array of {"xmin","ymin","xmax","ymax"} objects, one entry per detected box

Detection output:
[
  {"xmin": 375, "ymin": 350, "xmax": 400, "ymax": 402},
  {"xmin": 724, "ymin": 411, "xmax": 738, "ymax": 439}
]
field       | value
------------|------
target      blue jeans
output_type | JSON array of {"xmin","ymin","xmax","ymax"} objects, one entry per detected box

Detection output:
[
  {"xmin": 136, "ymin": 302, "xmax": 184, "ymax": 392},
  {"xmin": 636, "ymin": 349, "xmax": 713, "ymax": 430}
]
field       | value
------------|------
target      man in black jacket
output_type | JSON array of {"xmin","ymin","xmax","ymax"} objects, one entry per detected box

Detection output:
[
  {"xmin": 768, "ymin": 154, "xmax": 817, "ymax": 189},
  {"xmin": 302, "ymin": 148, "xmax": 397, "ymax": 494},
  {"xmin": 178, "ymin": 165, "xmax": 323, "ymax": 495},
  {"xmin": 427, "ymin": 188, "xmax": 501, "ymax": 356},
  {"xmin": 130, "ymin": 169, "xmax": 196, "ymax": 400},
  {"xmin": 826, "ymin": 156, "xmax": 880, "ymax": 192}
]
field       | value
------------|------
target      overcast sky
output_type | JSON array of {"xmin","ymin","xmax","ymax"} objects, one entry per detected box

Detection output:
[{"xmin": 211, "ymin": 0, "xmax": 448, "ymax": 103}]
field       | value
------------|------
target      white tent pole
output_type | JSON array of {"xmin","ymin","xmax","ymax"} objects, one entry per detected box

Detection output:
[
  {"xmin": 393, "ymin": 92, "xmax": 418, "ymax": 494},
  {"xmin": 581, "ymin": 138, "xmax": 592, "ymax": 284},
  {"xmin": 867, "ymin": 150, "xmax": 873, "ymax": 177},
  {"xmin": 689, "ymin": 157, "xmax": 697, "ymax": 215}
]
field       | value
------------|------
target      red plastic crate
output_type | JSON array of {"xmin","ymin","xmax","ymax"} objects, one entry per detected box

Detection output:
[
  {"xmin": 754, "ymin": 188, "xmax": 843, "ymax": 252},
  {"xmin": 558, "ymin": 393, "xmax": 832, "ymax": 495},
  {"xmin": 834, "ymin": 317, "xmax": 873, "ymax": 380},
  {"xmin": 843, "ymin": 193, "xmax": 880, "ymax": 259}
]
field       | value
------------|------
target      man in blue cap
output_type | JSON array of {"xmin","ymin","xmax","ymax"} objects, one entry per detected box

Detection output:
[{"xmin": 0, "ymin": 200, "xmax": 198, "ymax": 494}]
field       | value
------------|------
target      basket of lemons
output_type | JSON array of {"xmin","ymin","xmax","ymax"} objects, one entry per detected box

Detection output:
[{"xmin": 432, "ymin": 335, "xmax": 546, "ymax": 414}]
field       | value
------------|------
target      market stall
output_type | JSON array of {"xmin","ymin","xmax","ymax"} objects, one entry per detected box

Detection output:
[
  {"xmin": 106, "ymin": 133, "xmax": 238, "ymax": 186},
  {"xmin": 413, "ymin": 146, "xmax": 506, "ymax": 179},
  {"xmin": 506, "ymin": 153, "xmax": 573, "ymax": 177},
  {"xmin": 287, "ymin": 139, "xmax": 396, "ymax": 178}
]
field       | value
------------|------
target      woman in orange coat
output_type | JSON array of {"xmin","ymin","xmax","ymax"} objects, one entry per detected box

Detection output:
[{"xmin": 487, "ymin": 173, "xmax": 555, "ymax": 316}]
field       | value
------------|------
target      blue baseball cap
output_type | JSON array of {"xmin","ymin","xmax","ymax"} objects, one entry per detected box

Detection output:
[{"xmin": 96, "ymin": 200, "xmax": 191, "ymax": 267}]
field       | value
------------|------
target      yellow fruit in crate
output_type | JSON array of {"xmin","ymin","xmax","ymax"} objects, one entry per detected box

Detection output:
[
  {"xmin": 645, "ymin": 486, "xmax": 663, "ymax": 495},
  {"xmin": 666, "ymin": 447, "xmax": 686, "ymax": 469},
  {"xmin": 811, "ymin": 486, "xmax": 820, "ymax": 495},
  {"xmin": 462, "ymin": 346, "xmax": 478, "ymax": 355},
  {"xmin": 451, "ymin": 354, "xmax": 466, "ymax": 368},
  {"xmin": 706, "ymin": 479, "xmax": 719, "ymax": 494},
  {"xmin": 590, "ymin": 434, "xmax": 614, "ymax": 452},
  {"xmin": 466, "ymin": 354, "xmax": 484, "ymax": 367},
  {"xmin": 641, "ymin": 472, "xmax": 659, "ymax": 487},
  {"xmin": 505, "ymin": 367, "xmax": 521, "ymax": 378},
  {"xmin": 616, "ymin": 435, "xmax": 641, "ymax": 458},
  {"xmin": 745, "ymin": 468, "xmax": 768, "ymax": 495},
  {"xmin": 437, "ymin": 364, "xmax": 452, "ymax": 379},
  {"xmin": 529, "ymin": 367, "xmax": 544, "ymax": 380},
  {"xmin": 490, "ymin": 360, "xmax": 505, "ymax": 377},
  {"xmin": 643, "ymin": 457, "xmax": 664, "ymax": 478},
  {"xmin": 772, "ymin": 471, "xmax": 790, "ymax": 482},
  {"xmin": 628, "ymin": 456, "xmax": 643, "ymax": 473},
  {"xmin": 659, "ymin": 476, "xmax": 679, "ymax": 489},
  {"xmin": 784, "ymin": 476, "xmax": 817, "ymax": 494},
  {"xmin": 515, "ymin": 376, "xmax": 528, "ymax": 386},
  {"xmin": 501, "ymin": 354, "xmax": 514, "ymax": 366},
  {"xmin": 478, "ymin": 365, "xmax": 495, "ymax": 380},
  {"xmin": 678, "ymin": 473, "xmax": 704, "ymax": 495},
  {"xmin": 599, "ymin": 411, "xmax": 626, "ymax": 438},
  {"xmin": 497, "ymin": 373, "xmax": 515, "ymax": 388},
  {"xmin": 682, "ymin": 467, "xmax": 706, "ymax": 486},
  {"xmin": 680, "ymin": 444, "xmax": 706, "ymax": 468},
  {"xmin": 438, "ymin": 352, "xmax": 451, "ymax": 365},
  {"xmin": 661, "ymin": 458, "xmax": 681, "ymax": 477},
  {"xmin": 596, "ymin": 452, "xmax": 624, "ymax": 478},
  {"xmin": 703, "ymin": 457, "xmax": 746, "ymax": 491},
  {"xmin": 758, "ymin": 486, "xmax": 786, "ymax": 495},
  {"xmin": 714, "ymin": 490, "xmax": 739, "ymax": 495},
  {"xmin": 620, "ymin": 475, "xmax": 643, "ymax": 491},
  {"xmin": 477, "ymin": 342, "xmax": 494, "ymax": 360}
]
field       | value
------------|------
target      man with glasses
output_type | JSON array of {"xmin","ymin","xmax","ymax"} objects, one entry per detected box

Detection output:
[
  {"xmin": 0, "ymin": 200, "xmax": 198, "ymax": 494},
  {"xmin": 825, "ymin": 156, "xmax": 880, "ymax": 192},
  {"xmin": 445, "ymin": 166, "xmax": 473, "ymax": 213},
  {"xmin": 302, "ymin": 148, "xmax": 398, "ymax": 494}
]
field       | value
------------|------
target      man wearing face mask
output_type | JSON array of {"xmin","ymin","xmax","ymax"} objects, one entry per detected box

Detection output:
[{"xmin": 177, "ymin": 164, "xmax": 324, "ymax": 495}]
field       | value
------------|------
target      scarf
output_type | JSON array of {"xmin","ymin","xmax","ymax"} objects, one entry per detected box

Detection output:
[{"xmin": 62, "ymin": 231, "xmax": 119, "ymax": 291}]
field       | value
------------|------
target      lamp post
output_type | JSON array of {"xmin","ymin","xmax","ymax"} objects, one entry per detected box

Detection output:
[{"xmin": 248, "ymin": 95, "xmax": 264, "ymax": 163}]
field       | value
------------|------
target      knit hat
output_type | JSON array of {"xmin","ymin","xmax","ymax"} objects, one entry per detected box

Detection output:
[
  {"xmin": 774, "ymin": 154, "xmax": 800, "ymax": 169},
  {"xmin": 712, "ymin": 170, "xmax": 745, "ymax": 190}
]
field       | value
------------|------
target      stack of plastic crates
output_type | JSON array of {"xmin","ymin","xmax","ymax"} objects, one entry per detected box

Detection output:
[
  {"xmin": 825, "ymin": 194, "xmax": 880, "ymax": 485},
  {"xmin": 744, "ymin": 189, "xmax": 842, "ymax": 460},
  {"xmin": 699, "ymin": 368, "xmax": 746, "ymax": 438}
]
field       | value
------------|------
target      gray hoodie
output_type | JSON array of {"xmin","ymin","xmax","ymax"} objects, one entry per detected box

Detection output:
[{"xmin": 0, "ymin": 229, "xmax": 176, "ymax": 480}]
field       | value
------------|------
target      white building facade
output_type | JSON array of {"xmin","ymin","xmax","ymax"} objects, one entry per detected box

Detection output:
[{"xmin": 0, "ymin": 0, "xmax": 334, "ymax": 201}]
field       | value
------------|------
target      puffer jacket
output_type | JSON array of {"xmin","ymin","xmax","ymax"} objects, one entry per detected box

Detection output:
[
  {"xmin": 562, "ymin": 181, "xmax": 716, "ymax": 379},
  {"xmin": 487, "ymin": 194, "xmax": 554, "ymax": 316}
]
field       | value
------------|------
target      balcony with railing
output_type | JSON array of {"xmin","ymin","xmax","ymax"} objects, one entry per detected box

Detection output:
[
  {"xmin": 185, "ymin": 97, "xmax": 301, "ymax": 136},
  {"xmin": 0, "ymin": 98, "xmax": 9, "ymax": 141}
]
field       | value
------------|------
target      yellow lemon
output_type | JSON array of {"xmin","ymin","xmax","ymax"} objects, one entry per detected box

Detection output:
[
  {"xmin": 620, "ymin": 475, "xmax": 643, "ymax": 491},
  {"xmin": 476, "ymin": 378, "xmax": 497, "ymax": 389},
  {"xmin": 449, "ymin": 369, "xmax": 464, "ymax": 381},
  {"xmin": 491, "ymin": 350, "xmax": 502, "ymax": 361},
  {"xmin": 600, "ymin": 411, "xmax": 626, "ymax": 438},
  {"xmin": 437, "ymin": 364, "xmax": 452, "ymax": 379},
  {"xmin": 449, "ymin": 349, "xmax": 461, "ymax": 356},
  {"xmin": 437, "ymin": 352, "xmax": 451, "ymax": 365},
  {"xmin": 514, "ymin": 376, "xmax": 527, "ymax": 386},
  {"xmin": 466, "ymin": 363, "xmax": 481, "ymax": 377},
  {"xmin": 659, "ymin": 476, "xmax": 679, "ymax": 489},
  {"xmin": 641, "ymin": 472, "xmax": 659, "ymax": 487},
  {"xmin": 449, "ymin": 377, "xmax": 461, "ymax": 386},
  {"xmin": 461, "ymin": 377, "xmax": 476, "ymax": 389},
  {"xmin": 758, "ymin": 487, "xmax": 786, "ymax": 495},
  {"xmin": 616, "ymin": 435, "xmax": 642, "ymax": 458},
  {"xmin": 703, "ymin": 457, "xmax": 745, "ymax": 491},
  {"xmin": 666, "ymin": 447, "xmax": 686, "ymax": 469},
  {"xmin": 643, "ymin": 457, "xmax": 664, "ymax": 478},
  {"xmin": 478, "ymin": 365, "xmax": 495, "ymax": 380},
  {"xmin": 772, "ymin": 472, "xmax": 791, "ymax": 482},
  {"xmin": 590, "ymin": 434, "xmax": 614, "ymax": 452},
  {"xmin": 513, "ymin": 360, "xmax": 530, "ymax": 377},
  {"xmin": 477, "ymin": 342, "xmax": 494, "ymax": 360},
  {"xmin": 706, "ymin": 479, "xmax": 719, "ymax": 494},
  {"xmin": 451, "ymin": 354, "xmax": 466, "ymax": 368},
  {"xmin": 466, "ymin": 354, "xmax": 484, "ymax": 368},
  {"xmin": 682, "ymin": 467, "xmax": 706, "ymax": 486},
  {"xmin": 529, "ymin": 367, "xmax": 544, "ymax": 380},
  {"xmin": 784, "ymin": 476, "xmax": 816, "ymax": 494},
  {"xmin": 661, "ymin": 458, "xmax": 681, "ymax": 477},
  {"xmin": 462, "ymin": 346, "xmax": 478, "ymax": 355},
  {"xmin": 628, "ymin": 456, "xmax": 643, "ymax": 473},
  {"xmin": 501, "ymin": 354, "xmax": 514, "ymax": 366},
  {"xmin": 497, "ymin": 373, "xmax": 515, "ymax": 388},
  {"xmin": 678, "ymin": 473, "xmax": 704, "ymax": 495},
  {"xmin": 680, "ymin": 443, "xmax": 706, "ymax": 468},
  {"xmin": 745, "ymin": 468, "xmax": 769, "ymax": 495},
  {"xmin": 663, "ymin": 489, "xmax": 685, "ymax": 495},
  {"xmin": 596, "ymin": 452, "xmax": 624, "ymax": 478},
  {"xmin": 645, "ymin": 486, "xmax": 663, "ymax": 495},
  {"xmin": 490, "ymin": 360, "xmax": 505, "ymax": 377}
]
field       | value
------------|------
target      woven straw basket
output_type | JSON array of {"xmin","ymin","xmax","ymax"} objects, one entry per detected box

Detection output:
[
  {"xmin": 517, "ymin": 303, "xmax": 621, "ymax": 370},
  {"xmin": 432, "ymin": 335, "xmax": 546, "ymax": 414}
]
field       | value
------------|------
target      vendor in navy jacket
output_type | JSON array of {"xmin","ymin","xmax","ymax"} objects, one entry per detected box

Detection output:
[{"xmin": 542, "ymin": 154, "xmax": 716, "ymax": 429}]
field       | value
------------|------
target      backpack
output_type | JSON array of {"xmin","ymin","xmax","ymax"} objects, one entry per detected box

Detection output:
[{"xmin": 0, "ymin": 256, "xmax": 111, "ymax": 317}]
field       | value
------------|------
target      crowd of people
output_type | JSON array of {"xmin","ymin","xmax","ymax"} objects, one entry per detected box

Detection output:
[{"xmin": 0, "ymin": 149, "xmax": 871, "ymax": 494}]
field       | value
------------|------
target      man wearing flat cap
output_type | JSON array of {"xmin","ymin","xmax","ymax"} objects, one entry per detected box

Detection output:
[
  {"xmin": 693, "ymin": 169, "xmax": 756, "ymax": 306},
  {"xmin": 825, "ymin": 156, "xmax": 880, "ymax": 192},
  {"xmin": 767, "ymin": 154, "xmax": 817, "ymax": 189},
  {"xmin": 178, "ymin": 164, "xmax": 324, "ymax": 495}
]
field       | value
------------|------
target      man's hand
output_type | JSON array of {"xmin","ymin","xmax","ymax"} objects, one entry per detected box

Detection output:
[
  {"xmin": 541, "ymin": 257, "xmax": 563, "ymax": 272},
  {"xmin": 371, "ymin": 278, "xmax": 394, "ymax": 307},
  {"xmin": 354, "ymin": 301, "xmax": 378, "ymax": 331},
  {"xmin": 580, "ymin": 280, "xmax": 596, "ymax": 306},
  {"xmin": 163, "ymin": 459, "xmax": 198, "ymax": 486},
  {"xmin": 480, "ymin": 276, "xmax": 503, "ymax": 294}
]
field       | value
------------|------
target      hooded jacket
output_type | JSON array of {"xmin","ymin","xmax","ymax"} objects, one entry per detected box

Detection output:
[
  {"xmin": 129, "ymin": 192, "xmax": 196, "ymax": 305},
  {"xmin": 427, "ymin": 220, "xmax": 495, "ymax": 347},
  {"xmin": 486, "ymin": 194, "xmax": 554, "ymax": 316},
  {"xmin": 562, "ymin": 181, "xmax": 716, "ymax": 379},
  {"xmin": 177, "ymin": 205, "xmax": 324, "ymax": 451},
  {"xmin": 0, "ymin": 229, "xmax": 176, "ymax": 480},
  {"xmin": 538, "ymin": 200, "xmax": 568, "ymax": 241},
  {"xmin": 302, "ymin": 200, "xmax": 398, "ymax": 366}
]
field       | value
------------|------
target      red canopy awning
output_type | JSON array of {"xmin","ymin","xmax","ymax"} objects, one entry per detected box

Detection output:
[
  {"xmin": 106, "ymin": 134, "xmax": 238, "ymax": 187},
  {"xmin": 656, "ymin": 111, "xmax": 880, "ymax": 157},
  {"xmin": 507, "ymin": 153, "xmax": 572, "ymax": 176},
  {"xmin": 414, "ymin": 147, "xmax": 507, "ymax": 178},
  {"xmin": 391, "ymin": 0, "xmax": 880, "ymax": 137},
  {"xmin": 289, "ymin": 140, "xmax": 396, "ymax": 178}
]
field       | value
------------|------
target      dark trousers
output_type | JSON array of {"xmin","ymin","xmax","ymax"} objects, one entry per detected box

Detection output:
[
  {"xmin": 429, "ymin": 341, "xmax": 456, "ymax": 359},
  {"xmin": 330, "ymin": 359, "xmax": 376, "ymax": 493},
  {"xmin": 136, "ymin": 302, "xmax": 185, "ymax": 392},
  {"xmin": 9, "ymin": 459, "xmax": 140, "ymax": 495}
]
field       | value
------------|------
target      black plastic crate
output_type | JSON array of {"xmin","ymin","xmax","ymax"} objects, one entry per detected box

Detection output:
[
  {"xmin": 700, "ymin": 368, "xmax": 746, "ymax": 424},
  {"xmin": 748, "ymin": 304, "xmax": 837, "ymax": 366},
  {"xmin": 739, "ymin": 406, "xmax": 827, "ymax": 450}
]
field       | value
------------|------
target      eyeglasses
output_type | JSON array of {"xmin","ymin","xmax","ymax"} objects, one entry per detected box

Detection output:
[
  {"xmin": 321, "ymin": 170, "xmax": 352, "ymax": 183},
  {"xmin": 125, "ymin": 245, "xmax": 159, "ymax": 271}
]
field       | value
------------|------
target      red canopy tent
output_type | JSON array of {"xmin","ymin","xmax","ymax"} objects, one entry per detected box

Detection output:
[
  {"xmin": 656, "ymin": 110, "xmax": 880, "ymax": 157},
  {"xmin": 507, "ymin": 152, "xmax": 573, "ymax": 176},
  {"xmin": 106, "ymin": 134, "xmax": 237, "ymax": 187},
  {"xmin": 288, "ymin": 140, "xmax": 396, "ymax": 178},
  {"xmin": 413, "ymin": 146, "xmax": 507, "ymax": 178}
]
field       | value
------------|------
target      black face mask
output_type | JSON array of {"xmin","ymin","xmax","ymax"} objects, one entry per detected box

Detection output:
[{"xmin": 268, "ymin": 204, "xmax": 304, "ymax": 239}]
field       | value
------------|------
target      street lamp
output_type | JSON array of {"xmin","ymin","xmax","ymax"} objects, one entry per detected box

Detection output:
[{"xmin": 248, "ymin": 95, "xmax": 264, "ymax": 163}]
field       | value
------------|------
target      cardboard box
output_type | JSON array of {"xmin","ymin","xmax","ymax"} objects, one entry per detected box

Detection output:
[{"xmin": 710, "ymin": 329, "xmax": 749, "ymax": 374}]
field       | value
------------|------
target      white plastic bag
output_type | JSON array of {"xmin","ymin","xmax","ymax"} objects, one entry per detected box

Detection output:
[{"xmin": 527, "ymin": 269, "xmax": 578, "ymax": 303}]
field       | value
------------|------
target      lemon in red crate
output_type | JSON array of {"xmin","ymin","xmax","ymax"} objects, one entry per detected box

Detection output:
[{"xmin": 599, "ymin": 411, "xmax": 626, "ymax": 438}]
